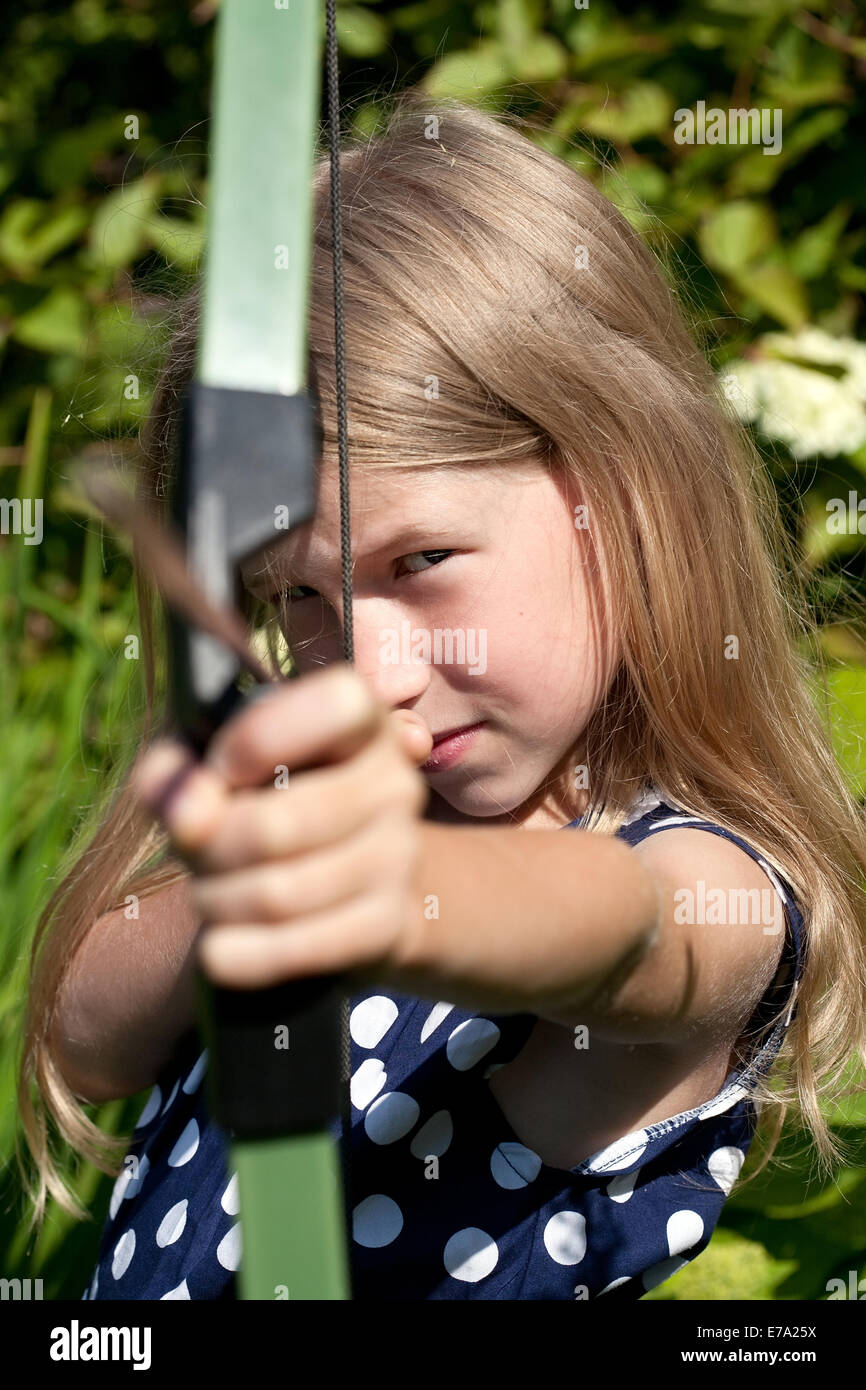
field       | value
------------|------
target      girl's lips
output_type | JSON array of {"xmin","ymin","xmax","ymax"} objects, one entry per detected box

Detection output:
[{"xmin": 421, "ymin": 721, "xmax": 485, "ymax": 773}]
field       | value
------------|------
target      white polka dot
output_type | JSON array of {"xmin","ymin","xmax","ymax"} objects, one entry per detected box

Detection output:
[
  {"xmin": 135, "ymin": 1085, "xmax": 162, "ymax": 1128},
  {"xmin": 111, "ymin": 1229, "xmax": 136, "ymax": 1280},
  {"xmin": 543, "ymin": 1211, "xmax": 586, "ymax": 1266},
  {"xmin": 598, "ymin": 1275, "xmax": 633, "ymax": 1295},
  {"xmin": 364, "ymin": 1091, "xmax": 420, "ymax": 1144},
  {"xmin": 583, "ymin": 1129, "xmax": 648, "ymax": 1172},
  {"xmin": 109, "ymin": 1169, "xmax": 131, "ymax": 1222},
  {"xmin": 606, "ymin": 1169, "xmax": 639, "ymax": 1203},
  {"xmin": 353, "ymin": 1194, "xmax": 403, "ymax": 1248},
  {"xmin": 88, "ymin": 1267, "xmax": 99, "ymax": 1300},
  {"xmin": 443, "ymin": 1228, "xmax": 499, "ymax": 1282},
  {"xmin": 667, "ymin": 1208, "xmax": 704, "ymax": 1257},
  {"xmin": 109, "ymin": 1154, "xmax": 151, "ymax": 1219},
  {"xmin": 350, "ymin": 996, "xmax": 398, "ymax": 1048},
  {"xmin": 160, "ymin": 1278, "xmax": 190, "ymax": 1299},
  {"xmin": 446, "ymin": 1017, "xmax": 500, "ymax": 1071},
  {"xmin": 642, "ymin": 1255, "xmax": 689, "ymax": 1290},
  {"xmin": 156, "ymin": 1200, "xmax": 188, "ymax": 1247},
  {"xmin": 167, "ymin": 1118, "xmax": 199, "ymax": 1167},
  {"xmin": 410, "ymin": 1110, "xmax": 453, "ymax": 1159},
  {"xmin": 708, "ymin": 1146, "xmax": 745, "ymax": 1194},
  {"xmin": 217, "ymin": 1222, "xmax": 242, "ymax": 1271},
  {"xmin": 420, "ymin": 1001, "xmax": 454, "ymax": 1043},
  {"xmin": 125, "ymin": 1153, "xmax": 150, "ymax": 1200},
  {"xmin": 351, "ymin": 1058, "xmax": 387, "ymax": 1111},
  {"xmin": 221, "ymin": 1172, "xmax": 240, "ymax": 1215},
  {"xmin": 160, "ymin": 1077, "xmax": 179, "ymax": 1115},
  {"xmin": 182, "ymin": 1050, "xmax": 208, "ymax": 1093},
  {"xmin": 490, "ymin": 1142, "xmax": 542, "ymax": 1189}
]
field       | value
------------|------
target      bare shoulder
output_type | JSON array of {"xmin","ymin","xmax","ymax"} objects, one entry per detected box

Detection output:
[
  {"xmin": 583, "ymin": 826, "xmax": 787, "ymax": 1047},
  {"xmin": 487, "ymin": 825, "xmax": 791, "ymax": 1170}
]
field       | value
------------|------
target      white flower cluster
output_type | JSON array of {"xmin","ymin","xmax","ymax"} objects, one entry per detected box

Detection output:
[{"xmin": 719, "ymin": 327, "xmax": 866, "ymax": 460}]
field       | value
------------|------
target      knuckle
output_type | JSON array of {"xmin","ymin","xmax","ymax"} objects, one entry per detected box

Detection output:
[
  {"xmin": 260, "ymin": 868, "xmax": 291, "ymax": 919},
  {"xmin": 262, "ymin": 794, "xmax": 294, "ymax": 857},
  {"xmin": 326, "ymin": 665, "xmax": 377, "ymax": 724}
]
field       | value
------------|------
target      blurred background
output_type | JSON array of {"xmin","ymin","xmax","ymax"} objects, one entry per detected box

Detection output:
[{"xmin": 1, "ymin": 0, "xmax": 865, "ymax": 1299}]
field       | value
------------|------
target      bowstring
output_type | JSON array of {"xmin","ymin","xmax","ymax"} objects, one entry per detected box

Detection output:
[{"xmin": 324, "ymin": 0, "xmax": 355, "ymax": 1289}]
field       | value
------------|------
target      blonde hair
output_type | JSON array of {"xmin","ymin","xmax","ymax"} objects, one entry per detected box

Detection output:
[{"xmin": 18, "ymin": 93, "xmax": 866, "ymax": 1229}]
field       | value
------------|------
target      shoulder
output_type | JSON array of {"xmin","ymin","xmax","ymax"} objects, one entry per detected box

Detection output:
[{"xmin": 587, "ymin": 821, "xmax": 787, "ymax": 1047}]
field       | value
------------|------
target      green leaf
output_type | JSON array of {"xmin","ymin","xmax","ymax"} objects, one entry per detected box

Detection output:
[
  {"xmin": 581, "ymin": 81, "xmax": 674, "ymax": 143},
  {"xmin": 728, "ymin": 109, "xmax": 847, "ymax": 196},
  {"xmin": 12, "ymin": 287, "xmax": 87, "ymax": 355},
  {"xmin": 698, "ymin": 201, "xmax": 775, "ymax": 275},
  {"xmin": 0, "ymin": 199, "xmax": 89, "ymax": 273},
  {"xmin": 424, "ymin": 41, "xmax": 512, "ymax": 100},
  {"xmin": 734, "ymin": 264, "xmax": 809, "ymax": 329},
  {"xmin": 142, "ymin": 213, "xmax": 205, "ymax": 271},
  {"xmin": 35, "ymin": 114, "xmax": 125, "ymax": 193},
  {"xmin": 86, "ymin": 175, "xmax": 161, "ymax": 271},
  {"xmin": 336, "ymin": 6, "xmax": 389, "ymax": 57},
  {"xmin": 788, "ymin": 205, "xmax": 851, "ymax": 280},
  {"xmin": 839, "ymin": 264, "xmax": 866, "ymax": 294},
  {"xmin": 512, "ymin": 34, "xmax": 569, "ymax": 83}
]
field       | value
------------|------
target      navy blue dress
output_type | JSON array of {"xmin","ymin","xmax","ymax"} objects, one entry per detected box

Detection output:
[{"xmin": 83, "ymin": 785, "xmax": 805, "ymax": 1300}]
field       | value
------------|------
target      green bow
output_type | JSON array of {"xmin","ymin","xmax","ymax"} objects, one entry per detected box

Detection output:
[{"xmin": 169, "ymin": 0, "xmax": 353, "ymax": 1300}]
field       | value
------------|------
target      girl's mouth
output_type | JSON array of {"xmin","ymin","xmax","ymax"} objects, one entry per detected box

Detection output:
[{"xmin": 421, "ymin": 722, "xmax": 485, "ymax": 773}]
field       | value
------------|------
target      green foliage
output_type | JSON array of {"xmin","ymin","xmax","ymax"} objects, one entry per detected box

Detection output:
[{"xmin": 1, "ymin": 0, "xmax": 865, "ymax": 1301}]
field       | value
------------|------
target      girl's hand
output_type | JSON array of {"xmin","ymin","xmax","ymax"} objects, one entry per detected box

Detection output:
[{"xmin": 132, "ymin": 666, "xmax": 432, "ymax": 990}]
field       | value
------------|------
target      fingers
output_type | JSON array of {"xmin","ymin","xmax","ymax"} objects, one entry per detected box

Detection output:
[
  {"xmin": 205, "ymin": 664, "xmax": 382, "ymax": 789},
  {"xmin": 197, "ymin": 889, "xmax": 408, "ymax": 989},
  {"xmin": 131, "ymin": 706, "xmax": 426, "ymax": 874},
  {"xmin": 132, "ymin": 740, "xmax": 230, "ymax": 856},
  {"xmin": 163, "ymin": 734, "xmax": 425, "ymax": 872},
  {"xmin": 189, "ymin": 811, "xmax": 416, "ymax": 921}
]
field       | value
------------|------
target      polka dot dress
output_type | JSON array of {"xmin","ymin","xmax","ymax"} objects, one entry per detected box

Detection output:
[{"xmin": 82, "ymin": 786, "xmax": 805, "ymax": 1301}]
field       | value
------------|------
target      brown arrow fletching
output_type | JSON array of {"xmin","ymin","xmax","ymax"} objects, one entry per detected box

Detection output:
[{"xmin": 76, "ymin": 463, "xmax": 274, "ymax": 688}]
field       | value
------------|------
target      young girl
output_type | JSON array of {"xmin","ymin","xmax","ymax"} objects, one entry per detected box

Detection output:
[{"xmin": 20, "ymin": 96, "xmax": 866, "ymax": 1302}]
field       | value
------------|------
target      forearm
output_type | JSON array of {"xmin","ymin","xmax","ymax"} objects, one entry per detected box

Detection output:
[
  {"xmin": 51, "ymin": 874, "xmax": 201, "ymax": 1103},
  {"xmin": 395, "ymin": 824, "xmax": 661, "ymax": 1023}
]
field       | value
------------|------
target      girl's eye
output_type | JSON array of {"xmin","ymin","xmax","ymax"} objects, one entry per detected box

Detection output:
[
  {"xmin": 282, "ymin": 585, "xmax": 319, "ymax": 601},
  {"xmin": 399, "ymin": 549, "xmax": 453, "ymax": 576},
  {"xmin": 271, "ymin": 550, "xmax": 452, "ymax": 603}
]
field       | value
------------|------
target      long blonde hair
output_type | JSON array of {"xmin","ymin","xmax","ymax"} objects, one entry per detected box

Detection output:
[{"xmin": 18, "ymin": 93, "xmax": 866, "ymax": 1228}]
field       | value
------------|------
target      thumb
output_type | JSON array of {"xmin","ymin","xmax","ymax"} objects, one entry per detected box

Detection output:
[{"xmin": 390, "ymin": 709, "xmax": 434, "ymax": 767}]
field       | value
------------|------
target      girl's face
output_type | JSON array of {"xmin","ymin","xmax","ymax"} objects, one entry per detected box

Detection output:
[{"xmin": 242, "ymin": 460, "xmax": 619, "ymax": 828}]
